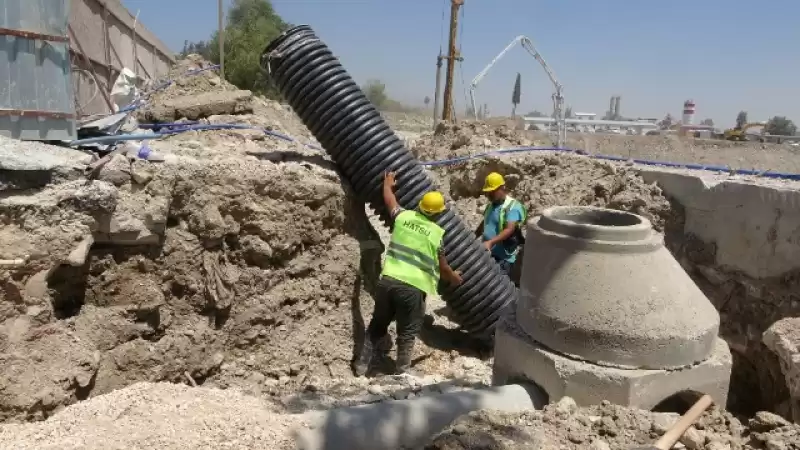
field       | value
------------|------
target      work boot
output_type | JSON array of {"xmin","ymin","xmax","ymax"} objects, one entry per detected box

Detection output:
[
  {"xmin": 353, "ymin": 338, "xmax": 375, "ymax": 377},
  {"xmin": 376, "ymin": 334, "xmax": 393, "ymax": 353},
  {"xmin": 395, "ymin": 341, "xmax": 420, "ymax": 376}
]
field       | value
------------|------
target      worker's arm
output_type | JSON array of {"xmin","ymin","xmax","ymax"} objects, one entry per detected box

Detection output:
[
  {"xmin": 482, "ymin": 206, "xmax": 523, "ymax": 250},
  {"xmin": 383, "ymin": 171, "xmax": 400, "ymax": 216},
  {"xmin": 474, "ymin": 221, "xmax": 484, "ymax": 238},
  {"xmin": 438, "ymin": 251, "xmax": 462, "ymax": 286}
]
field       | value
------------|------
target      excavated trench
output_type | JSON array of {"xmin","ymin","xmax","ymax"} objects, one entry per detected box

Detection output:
[{"xmin": 0, "ymin": 127, "xmax": 796, "ymax": 427}]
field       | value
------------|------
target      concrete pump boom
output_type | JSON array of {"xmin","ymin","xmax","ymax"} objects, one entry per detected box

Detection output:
[{"xmin": 468, "ymin": 35, "xmax": 566, "ymax": 147}]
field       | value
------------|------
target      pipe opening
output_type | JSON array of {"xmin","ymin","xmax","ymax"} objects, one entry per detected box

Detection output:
[
  {"xmin": 537, "ymin": 206, "xmax": 653, "ymax": 242},
  {"xmin": 550, "ymin": 207, "xmax": 642, "ymax": 227}
]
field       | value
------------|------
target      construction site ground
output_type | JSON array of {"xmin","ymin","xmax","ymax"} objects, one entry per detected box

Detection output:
[{"xmin": 1, "ymin": 58, "xmax": 799, "ymax": 449}]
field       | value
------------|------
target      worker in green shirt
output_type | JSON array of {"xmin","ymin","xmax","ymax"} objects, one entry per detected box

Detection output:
[
  {"xmin": 354, "ymin": 172, "xmax": 462, "ymax": 377},
  {"xmin": 475, "ymin": 172, "xmax": 527, "ymax": 285}
]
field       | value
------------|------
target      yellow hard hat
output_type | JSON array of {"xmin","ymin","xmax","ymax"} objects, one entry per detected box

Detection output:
[
  {"xmin": 482, "ymin": 172, "xmax": 505, "ymax": 192},
  {"xmin": 419, "ymin": 191, "xmax": 446, "ymax": 215}
]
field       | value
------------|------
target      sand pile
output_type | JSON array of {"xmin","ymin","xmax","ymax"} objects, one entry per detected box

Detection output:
[
  {"xmin": 427, "ymin": 397, "xmax": 800, "ymax": 450},
  {"xmin": 0, "ymin": 382, "xmax": 309, "ymax": 450}
]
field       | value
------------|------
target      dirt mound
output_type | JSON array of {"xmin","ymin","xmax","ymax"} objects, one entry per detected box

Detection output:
[
  {"xmin": 411, "ymin": 121, "xmax": 547, "ymax": 162},
  {"xmin": 426, "ymin": 397, "xmax": 800, "ymax": 450},
  {"xmin": 137, "ymin": 55, "xmax": 314, "ymax": 143},
  {"xmin": 0, "ymin": 60, "xmax": 495, "ymax": 424},
  {"xmin": 433, "ymin": 152, "xmax": 678, "ymax": 233},
  {"xmin": 0, "ymin": 382, "xmax": 309, "ymax": 450}
]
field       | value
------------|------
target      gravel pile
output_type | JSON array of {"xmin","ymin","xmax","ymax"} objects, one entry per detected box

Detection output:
[{"xmin": 0, "ymin": 382, "xmax": 309, "ymax": 450}]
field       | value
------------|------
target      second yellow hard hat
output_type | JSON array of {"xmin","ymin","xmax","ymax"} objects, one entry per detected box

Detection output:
[{"xmin": 482, "ymin": 172, "xmax": 505, "ymax": 192}]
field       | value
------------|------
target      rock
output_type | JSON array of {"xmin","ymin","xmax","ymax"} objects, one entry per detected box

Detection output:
[
  {"xmin": 392, "ymin": 388, "xmax": 411, "ymax": 400},
  {"xmin": 140, "ymin": 90, "xmax": 255, "ymax": 122},
  {"xmin": 751, "ymin": 411, "xmax": 791, "ymax": 431},
  {"xmin": 679, "ymin": 427, "xmax": 705, "ymax": 450},
  {"xmin": 591, "ymin": 439, "xmax": 611, "ymax": 450},
  {"xmin": 367, "ymin": 385, "xmax": 385, "ymax": 396},
  {"xmin": 555, "ymin": 396, "xmax": 578, "ymax": 417},
  {"xmin": 766, "ymin": 440, "xmax": 789, "ymax": 450},
  {"xmin": 289, "ymin": 363, "xmax": 305, "ymax": 376},
  {"xmin": 452, "ymin": 424, "xmax": 469, "ymax": 435},
  {"xmin": 706, "ymin": 440, "xmax": 732, "ymax": 450}
]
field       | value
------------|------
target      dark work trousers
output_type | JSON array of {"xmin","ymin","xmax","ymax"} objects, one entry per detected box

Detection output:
[
  {"xmin": 494, "ymin": 254, "xmax": 522, "ymax": 287},
  {"xmin": 367, "ymin": 276, "xmax": 426, "ymax": 347}
]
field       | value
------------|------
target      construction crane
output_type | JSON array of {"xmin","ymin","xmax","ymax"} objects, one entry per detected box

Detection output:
[{"xmin": 468, "ymin": 35, "xmax": 566, "ymax": 147}]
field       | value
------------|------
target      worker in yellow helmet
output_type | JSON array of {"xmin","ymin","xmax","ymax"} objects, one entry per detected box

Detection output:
[
  {"xmin": 475, "ymin": 172, "xmax": 527, "ymax": 285},
  {"xmin": 354, "ymin": 171, "xmax": 462, "ymax": 377}
]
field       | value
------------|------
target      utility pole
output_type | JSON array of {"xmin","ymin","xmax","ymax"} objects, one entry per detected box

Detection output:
[
  {"xmin": 218, "ymin": 0, "xmax": 225, "ymax": 81},
  {"xmin": 433, "ymin": 54, "xmax": 443, "ymax": 127},
  {"xmin": 441, "ymin": 0, "xmax": 464, "ymax": 123}
]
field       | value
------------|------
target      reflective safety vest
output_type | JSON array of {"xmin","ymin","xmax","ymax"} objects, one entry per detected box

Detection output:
[
  {"xmin": 483, "ymin": 196, "xmax": 527, "ymax": 232},
  {"xmin": 382, "ymin": 210, "xmax": 445, "ymax": 295}
]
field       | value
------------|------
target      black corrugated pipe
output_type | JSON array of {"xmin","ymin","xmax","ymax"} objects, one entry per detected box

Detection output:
[{"xmin": 262, "ymin": 25, "xmax": 517, "ymax": 339}]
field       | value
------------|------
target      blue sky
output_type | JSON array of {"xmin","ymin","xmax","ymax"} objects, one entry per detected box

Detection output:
[{"xmin": 122, "ymin": 0, "xmax": 799, "ymax": 128}]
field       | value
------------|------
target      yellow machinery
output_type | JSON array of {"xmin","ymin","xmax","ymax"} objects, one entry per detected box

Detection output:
[{"xmin": 724, "ymin": 122, "xmax": 766, "ymax": 141}]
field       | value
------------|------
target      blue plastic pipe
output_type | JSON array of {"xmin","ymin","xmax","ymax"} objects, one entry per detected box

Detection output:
[{"xmin": 69, "ymin": 123, "xmax": 800, "ymax": 181}]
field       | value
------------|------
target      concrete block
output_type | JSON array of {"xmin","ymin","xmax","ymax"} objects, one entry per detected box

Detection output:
[{"xmin": 492, "ymin": 317, "xmax": 732, "ymax": 410}]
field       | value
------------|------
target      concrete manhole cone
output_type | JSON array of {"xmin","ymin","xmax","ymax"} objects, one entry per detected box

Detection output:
[{"xmin": 516, "ymin": 206, "xmax": 719, "ymax": 369}]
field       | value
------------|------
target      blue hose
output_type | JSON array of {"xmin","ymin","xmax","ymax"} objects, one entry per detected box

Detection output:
[
  {"xmin": 69, "ymin": 122, "xmax": 324, "ymax": 151},
  {"xmin": 70, "ymin": 123, "xmax": 800, "ymax": 181}
]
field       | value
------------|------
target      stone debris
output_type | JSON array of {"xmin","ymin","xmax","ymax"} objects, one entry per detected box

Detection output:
[
  {"xmin": 0, "ymin": 382, "xmax": 310, "ymax": 450},
  {"xmin": 433, "ymin": 152, "xmax": 676, "ymax": 232},
  {"xmin": 425, "ymin": 397, "xmax": 800, "ymax": 450}
]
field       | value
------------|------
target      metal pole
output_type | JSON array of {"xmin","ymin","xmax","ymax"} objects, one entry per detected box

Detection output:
[
  {"xmin": 441, "ymin": 0, "xmax": 463, "ymax": 122},
  {"xmin": 433, "ymin": 54, "xmax": 443, "ymax": 129},
  {"xmin": 218, "ymin": 0, "xmax": 225, "ymax": 80},
  {"xmin": 132, "ymin": 9, "xmax": 140, "ymax": 78}
]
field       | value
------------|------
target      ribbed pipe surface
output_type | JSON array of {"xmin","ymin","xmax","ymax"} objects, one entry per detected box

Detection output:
[{"xmin": 262, "ymin": 25, "xmax": 517, "ymax": 338}]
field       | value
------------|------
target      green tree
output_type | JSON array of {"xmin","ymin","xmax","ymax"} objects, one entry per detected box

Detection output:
[
  {"xmin": 511, "ymin": 73, "xmax": 521, "ymax": 117},
  {"xmin": 424, "ymin": 96, "xmax": 431, "ymax": 108},
  {"xmin": 362, "ymin": 79, "xmax": 388, "ymax": 109},
  {"xmin": 700, "ymin": 118, "xmax": 714, "ymax": 127},
  {"xmin": 659, "ymin": 113, "xmax": 675, "ymax": 130},
  {"xmin": 735, "ymin": 111, "xmax": 748, "ymax": 129},
  {"xmin": 205, "ymin": 0, "xmax": 289, "ymax": 97},
  {"xmin": 526, "ymin": 110, "xmax": 546, "ymax": 117},
  {"xmin": 765, "ymin": 116, "xmax": 797, "ymax": 136}
]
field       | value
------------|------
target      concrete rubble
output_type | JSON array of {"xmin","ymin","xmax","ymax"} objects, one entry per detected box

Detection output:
[
  {"xmin": 0, "ymin": 55, "xmax": 799, "ymax": 448},
  {"xmin": 764, "ymin": 318, "xmax": 800, "ymax": 422},
  {"xmin": 426, "ymin": 397, "xmax": 800, "ymax": 450}
]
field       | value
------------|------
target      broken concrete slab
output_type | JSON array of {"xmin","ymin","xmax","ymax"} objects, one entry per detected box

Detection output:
[
  {"xmin": 0, "ymin": 135, "xmax": 91, "ymax": 172},
  {"xmin": 0, "ymin": 135, "xmax": 92, "ymax": 192},
  {"xmin": 764, "ymin": 318, "xmax": 800, "ymax": 422},
  {"xmin": 139, "ymin": 90, "xmax": 255, "ymax": 122}
]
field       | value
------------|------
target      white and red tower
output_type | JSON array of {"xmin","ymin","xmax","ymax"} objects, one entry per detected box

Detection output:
[{"xmin": 682, "ymin": 99, "xmax": 696, "ymax": 125}]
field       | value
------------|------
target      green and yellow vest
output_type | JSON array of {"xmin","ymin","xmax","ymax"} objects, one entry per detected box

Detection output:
[{"xmin": 382, "ymin": 210, "xmax": 445, "ymax": 295}]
